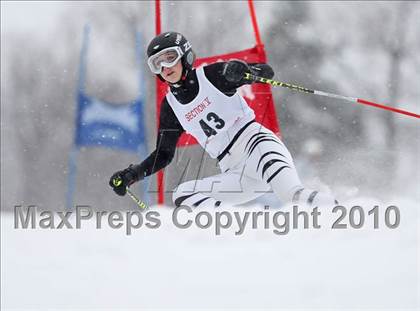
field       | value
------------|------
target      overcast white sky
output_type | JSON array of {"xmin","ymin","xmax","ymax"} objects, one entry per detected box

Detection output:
[
  {"xmin": 3, "ymin": 1, "xmax": 270, "ymax": 36},
  {"xmin": 1, "ymin": 1, "xmax": 89, "ymax": 38}
]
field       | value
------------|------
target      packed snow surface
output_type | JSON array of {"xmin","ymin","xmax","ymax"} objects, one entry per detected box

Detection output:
[{"xmin": 1, "ymin": 198, "xmax": 418, "ymax": 310}]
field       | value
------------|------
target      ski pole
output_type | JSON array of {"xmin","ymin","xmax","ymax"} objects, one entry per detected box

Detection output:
[
  {"xmin": 112, "ymin": 177, "xmax": 148, "ymax": 210},
  {"xmin": 244, "ymin": 73, "xmax": 420, "ymax": 119}
]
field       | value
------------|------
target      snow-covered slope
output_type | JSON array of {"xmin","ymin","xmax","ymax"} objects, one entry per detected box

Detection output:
[{"xmin": 1, "ymin": 198, "xmax": 418, "ymax": 310}]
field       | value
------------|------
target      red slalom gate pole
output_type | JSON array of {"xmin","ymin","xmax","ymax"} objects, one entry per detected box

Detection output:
[
  {"xmin": 248, "ymin": 0, "xmax": 262, "ymax": 46},
  {"xmin": 155, "ymin": 0, "xmax": 165, "ymax": 205}
]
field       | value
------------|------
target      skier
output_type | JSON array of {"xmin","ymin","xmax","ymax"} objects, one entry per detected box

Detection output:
[{"xmin": 109, "ymin": 31, "xmax": 336, "ymax": 208}]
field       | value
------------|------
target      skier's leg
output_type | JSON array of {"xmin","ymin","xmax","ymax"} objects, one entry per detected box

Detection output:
[
  {"xmin": 242, "ymin": 124, "xmax": 337, "ymax": 207},
  {"xmin": 172, "ymin": 169, "xmax": 270, "ymax": 208}
]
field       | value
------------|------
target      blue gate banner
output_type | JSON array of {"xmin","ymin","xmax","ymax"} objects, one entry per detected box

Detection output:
[{"xmin": 75, "ymin": 91, "xmax": 145, "ymax": 152}]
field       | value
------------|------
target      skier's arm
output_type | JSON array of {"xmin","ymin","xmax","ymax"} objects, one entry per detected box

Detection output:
[
  {"xmin": 109, "ymin": 99, "xmax": 184, "ymax": 196},
  {"xmin": 204, "ymin": 61, "xmax": 274, "ymax": 95},
  {"xmin": 132, "ymin": 99, "xmax": 184, "ymax": 178}
]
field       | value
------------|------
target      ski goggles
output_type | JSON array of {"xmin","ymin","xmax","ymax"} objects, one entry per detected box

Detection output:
[{"xmin": 147, "ymin": 46, "xmax": 184, "ymax": 74}]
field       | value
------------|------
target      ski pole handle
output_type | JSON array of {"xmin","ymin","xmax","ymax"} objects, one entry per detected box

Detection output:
[
  {"xmin": 244, "ymin": 73, "xmax": 420, "ymax": 119},
  {"xmin": 112, "ymin": 176, "xmax": 123, "ymax": 187}
]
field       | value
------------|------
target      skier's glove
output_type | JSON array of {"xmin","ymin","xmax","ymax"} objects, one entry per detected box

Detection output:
[
  {"xmin": 249, "ymin": 63, "xmax": 274, "ymax": 80},
  {"xmin": 109, "ymin": 165, "xmax": 140, "ymax": 196},
  {"xmin": 222, "ymin": 60, "xmax": 250, "ymax": 83}
]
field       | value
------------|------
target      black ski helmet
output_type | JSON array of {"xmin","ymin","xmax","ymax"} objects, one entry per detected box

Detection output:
[{"xmin": 147, "ymin": 32, "xmax": 195, "ymax": 76}]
